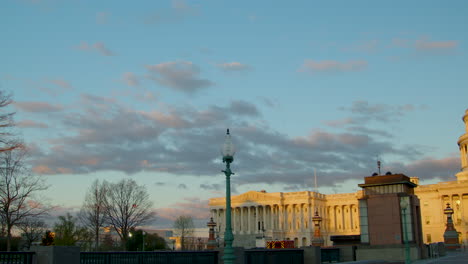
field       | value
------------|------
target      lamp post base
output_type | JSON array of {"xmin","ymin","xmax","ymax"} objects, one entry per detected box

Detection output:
[{"xmin": 222, "ymin": 247, "xmax": 236, "ymax": 264}]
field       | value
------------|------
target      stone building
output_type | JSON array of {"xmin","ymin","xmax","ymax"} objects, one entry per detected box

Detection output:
[{"xmin": 208, "ymin": 109, "xmax": 468, "ymax": 248}]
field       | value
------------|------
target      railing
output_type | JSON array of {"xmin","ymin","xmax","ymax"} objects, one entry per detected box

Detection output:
[
  {"xmin": 244, "ymin": 249, "xmax": 304, "ymax": 264},
  {"xmin": 0, "ymin": 252, "xmax": 35, "ymax": 264},
  {"xmin": 321, "ymin": 248, "xmax": 340, "ymax": 263},
  {"xmin": 81, "ymin": 251, "xmax": 218, "ymax": 264}
]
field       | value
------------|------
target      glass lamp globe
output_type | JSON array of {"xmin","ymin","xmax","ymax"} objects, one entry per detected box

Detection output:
[
  {"xmin": 400, "ymin": 198, "xmax": 409, "ymax": 210},
  {"xmin": 222, "ymin": 129, "xmax": 235, "ymax": 161}
]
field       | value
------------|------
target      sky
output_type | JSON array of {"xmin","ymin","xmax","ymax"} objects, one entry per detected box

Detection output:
[{"xmin": 1, "ymin": 0, "xmax": 468, "ymax": 229}]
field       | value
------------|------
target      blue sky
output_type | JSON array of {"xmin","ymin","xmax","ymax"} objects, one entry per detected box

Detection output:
[{"xmin": 2, "ymin": 0, "xmax": 467, "ymax": 228}]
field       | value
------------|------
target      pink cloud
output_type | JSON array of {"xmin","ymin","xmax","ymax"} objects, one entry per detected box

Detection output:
[
  {"xmin": 80, "ymin": 158, "xmax": 99, "ymax": 166},
  {"xmin": 122, "ymin": 72, "xmax": 140, "ymax": 86},
  {"xmin": 74, "ymin": 41, "xmax": 115, "ymax": 56},
  {"xmin": 299, "ymin": 60, "xmax": 367, "ymax": 74},
  {"xmin": 415, "ymin": 39, "xmax": 458, "ymax": 51},
  {"xmin": 49, "ymin": 79, "xmax": 72, "ymax": 89},
  {"xmin": 157, "ymin": 198, "xmax": 210, "ymax": 221},
  {"xmin": 141, "ymin": 110, "xmax": 188, "ymax": 128},
  {"xmin": 17, "ymin": 120, "xmax": 48, "ymax": 128},
  {"xmin": 14, "ymin": 101, "xmax": 63, "ymax": 113},
  {"xmin": 217, "ymin": 62, "xmax": 250, "ymax": 72},
  {"xmin": 33, "ymin": 165, "xmax": 53, "ymax": 174}
]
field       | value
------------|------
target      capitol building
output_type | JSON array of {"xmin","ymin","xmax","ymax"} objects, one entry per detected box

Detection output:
[{"xmin": 209, "ymin": 109, "xmax": 468, "ymax": 248}]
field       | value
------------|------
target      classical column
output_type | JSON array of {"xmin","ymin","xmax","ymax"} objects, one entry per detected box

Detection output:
[
  {"xmin": 271, "ymin": 205, "xmax": 275, "ymax": 231},
  {"xmin": 240, "ymin": 207, "xmax": 245, "ymax": 233},
  {"xmin": 248, "ymin": 207, "xmax": 251, "ymax": 234},
  {"xmin": 300, "ymin": 204, "xmax": 304, "ymax": 231},
  {"xmin": 291, "ymin": 204, "xmax": 296, "ymax": 231},
  {"xmin": 279, "ymin": 205, "xmax": 283, "ymax": 230},
  {"xmin": 262, "ymin": 206, "xmax": 266, "ymax": 231},
  {"xmin": 231, "ymin": 207, "xmax": 235, "ymax": 233},
  {"xmin": 255, "ymin": 206, "xmax": 259, "ymax": 233},
  {"xmin": 331, "ymin": 206, "xmax": 336, "ymax": 232}
]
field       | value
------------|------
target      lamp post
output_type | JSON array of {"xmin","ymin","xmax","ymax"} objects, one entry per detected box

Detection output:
[
  {"xmin": 221, "ymin": 129, "xmax": 236, "ymax": 264},
  {"xmin": 142, "ymin": 231, "xmax": 145, "ymax": 251},
  {"xmin": 443, "ymin": 203, "xmax": 460, "ymax": 250},
  {"xmin": 400, "ymin": 199, "xmax": 411, "ymax": 264},
  {"xmin": 311, "ymin": 210, "xmax": 324, "ymax": 247}
]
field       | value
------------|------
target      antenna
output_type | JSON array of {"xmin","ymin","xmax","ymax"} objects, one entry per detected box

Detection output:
[
  {"xmin": 377, "ymin": 156, "xmax": 381, "ymax": 175},
  {"xmin": 314, "ymin": 168, "xmax": 318, "ymax": 193}
]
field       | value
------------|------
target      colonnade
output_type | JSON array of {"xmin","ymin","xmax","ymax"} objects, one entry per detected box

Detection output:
[
  {"xmin": 325, "ymin": 204, "xmax": 360, "ymax": 233},
  {"xmin": 212, "ymin": 204, "xmax": 321, "ymax": 235},
  {"xmin": 211, "ymin": 202, "xmax": 359, "ymax": 236}
]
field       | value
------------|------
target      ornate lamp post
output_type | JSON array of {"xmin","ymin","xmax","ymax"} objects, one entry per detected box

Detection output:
[
  {"xmin": 221, "ymin": 129, "xmax": 236, "ymax": 264},
  {"xmin": 142, "ymin": 231, "xmax": 145, "ymax": 251},
  {"xmin": 207, "ymin": 217, "xmax": 217, "ymax": 250},
  {"xmin": 400, "ymin": 199, "xmax": 411, "ymax": 264},
  {"xmin": 311, "ymin": 210, "xmax": 324, "ymax": 247},
  {"xmin": 443, "ymin": 203, "xmax": 460, "ymax": 250}
]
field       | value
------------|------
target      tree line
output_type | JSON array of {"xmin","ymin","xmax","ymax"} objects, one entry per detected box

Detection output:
[
  {"xmin": 0, "ymin": 90, "xmax": 198, "ymax": 252},
  {"xmin": 0, "ymin": 91, "xmax": 162, "ymax": 251}
]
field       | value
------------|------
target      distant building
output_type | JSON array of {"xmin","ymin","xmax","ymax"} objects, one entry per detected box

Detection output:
[{"xmin": 209, "ymin": 109, "xmax": 468, "ymax": 248}]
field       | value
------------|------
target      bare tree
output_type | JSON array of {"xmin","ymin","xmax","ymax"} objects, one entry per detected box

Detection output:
[
  {"xmin": 79, "ymin": 179, "xmax": 107, "ymax": 251},
  {"xmin": 0, "ymin": 91, "xmax": 21, "ymax": 153},
  {"xmin": 103, "ymin": 179, "xmax": 154, "ymax": 249},
  {"xmin": 0, "ymin": 147, "xmax": 49, "ymax": 251},
  {"xmin": 173, "ymin": 215, "xmax": 194, "ymax": 250},
  {"xmin": 18, "ymin": 217, "xmax": 47, "ymax": 250}
]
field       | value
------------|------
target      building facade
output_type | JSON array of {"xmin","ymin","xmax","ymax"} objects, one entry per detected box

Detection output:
[{"xmin": 208, "ymin": 109, "xmax": 468, "ymax": 248}]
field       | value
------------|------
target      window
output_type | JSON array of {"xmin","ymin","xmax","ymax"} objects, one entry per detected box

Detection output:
[
  {"xmin": 426, "ymin": 234, "xmax": 432, "ymax": 243},
  {"xmin": 359, "ymin": 200, "xmax": 369, "ymax": 243}
]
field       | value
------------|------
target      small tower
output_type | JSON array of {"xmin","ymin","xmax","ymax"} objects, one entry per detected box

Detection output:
[
  {"xmin": 358, "ymin": 173, "xmax": 423, "ymax": 247},
  {"xmin": 443, "ymin": 203, "xmax": 460, "ymax": 250},
  {"xmin": 456, "ymin": 109, "xmax": 468, "ymax": 182},
  {"xmin": 207, "ymin": 217, "xmax": 217, "ymax": 250}
]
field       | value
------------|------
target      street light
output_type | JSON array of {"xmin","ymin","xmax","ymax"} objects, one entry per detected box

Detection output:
[
  {"xmin": 142, "ymin": 231, "xmax": 145, "ymax": 251},
  {"xmin": 221, "ymin": 129, "xmax": 236, "ymax": 264},
  {"xmin": 400, "ymin": 198, "xmax": 411, "ymax": 264}
]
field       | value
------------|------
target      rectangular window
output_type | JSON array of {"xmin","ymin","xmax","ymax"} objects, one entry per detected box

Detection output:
[
  {"xmin": 400, "ymin": 196, "xmax": 414, "ymax": 242},
  {"xmin": 359, "ymin": 199, "xmax": 369, "ymax": 243},
  {"xmin": 426, "ymin": 234, "xmax": 432, "ymax": 243}
]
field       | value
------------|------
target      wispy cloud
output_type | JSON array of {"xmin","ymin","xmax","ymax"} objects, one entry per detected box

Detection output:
[
  {"xmin": 96, "ymin": 12, "xmax": 110, "ymax": 24},
  {"xmin": 122, "ymin": 72, "xmax": 140, "ymax": 87},
  {"xmin": 14, "ymin": 101, "xmax": 63, "ymax": 113},
  {"xmin": 146, "ymin": 61, "xmax": 213, "ymax": 94},
  {"xmin": 299, "ymin": 60, "xmax": 368, "ymax": 74},
  {"xmin": 324, "ymin": 101, "xmax": 417, "ymax": 128},
  {"xmin": 17, "ymin": 120, "xmax": 48, "ymax": 128},
  {"xmin": 49, "ymin": 79, "xmax": 72, "ymax": 90},
  {"xmin": 217, "ymin": 62, "xmax": 251, "ymax": 72},
  {"xmin": 24, "ymin": 97, "xmax": 448, "ymax": 189},
  {"xmin": 93, "ymin": 42, "xmax": 115, "ymax": 56},
  {"xmin": 157, "ymin": 197, "xmax": 209, "ymax": 222},
  {"xmin": 415, "ymin": 38, "xmax": 458, "ymax": 51},
  {"xmin": 389, "ymin": 36, "xmax": 458, "ymax": 56},
  {"xmin": 75, "ymin": 41, "xmax": 115, "ymax": 56},
  {"xmin": 143, "ymin": 0, "xmax": 199, "ymax": 25}
]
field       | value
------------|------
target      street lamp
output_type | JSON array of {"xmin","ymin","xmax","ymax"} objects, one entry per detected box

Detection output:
[
  {"xmin": 221, "ymin": 129, "xmax": 236, "ymax": 264},
  {"xmin": 142, "ymin": 231, "xmax": 146, "ymax": 251},
  {"xmin": 400, "ymin": 198, "xmax": 411, "ymax": 264},
  {"xmin": 311, "ymin": 210, "xmax": 324, "ymax": 247}
]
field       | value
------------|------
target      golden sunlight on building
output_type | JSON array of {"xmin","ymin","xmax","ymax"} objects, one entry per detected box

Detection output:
[{"xmin": 209, "ymin": 109, "xmax": 468, "ymax": 248}]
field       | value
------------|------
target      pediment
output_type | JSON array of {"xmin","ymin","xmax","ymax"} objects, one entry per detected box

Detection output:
[{"xmin": 232, "ymin": 191, "xmax": 279, "ymax": 205}]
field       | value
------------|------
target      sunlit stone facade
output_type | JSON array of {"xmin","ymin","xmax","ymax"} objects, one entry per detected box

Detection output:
[{"xmin": 208, "ymin": 109, "xmax": 468, "ymax": 248}]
